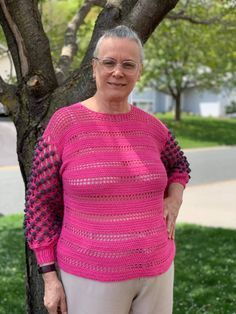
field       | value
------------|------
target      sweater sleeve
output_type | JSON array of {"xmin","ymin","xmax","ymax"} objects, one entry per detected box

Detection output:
[
  {"xmin": 160, "ymin": 130, "xmax": 191, "ymax": 189},
  {"xmin": 24, "ymin": 134, "xmax": 63, "ymax": 265}
]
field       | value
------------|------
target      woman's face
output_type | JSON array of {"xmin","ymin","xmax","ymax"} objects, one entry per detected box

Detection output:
[{"xmin": 92, "ymin": 38, "xmax": 142, "ymax": 102}]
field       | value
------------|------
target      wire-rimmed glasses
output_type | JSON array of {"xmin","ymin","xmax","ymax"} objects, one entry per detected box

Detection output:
[{"xmin": 94, "ymin": 57, "xmax": 139, "ymax": 75}]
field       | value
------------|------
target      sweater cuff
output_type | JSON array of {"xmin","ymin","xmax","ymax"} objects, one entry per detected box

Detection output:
[
  {"xmin": 34, "ymin": 246, "xmax": 56, "ymax": 265},
  {"xmin": 167, "ymin": 178, "xmax": 186, "ymax": 188}
]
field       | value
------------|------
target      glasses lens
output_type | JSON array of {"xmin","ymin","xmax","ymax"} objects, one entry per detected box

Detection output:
[
  {"xmin": 122, "ymin": 61, "xmax": 137, "ymax": 72},
  {"xmin": 101, "ymin": 59, "xmax": 116, "ymax": 69},
  {"xmin": 97, "ymin": 58, "xmax": 138, "ymax": 74}
]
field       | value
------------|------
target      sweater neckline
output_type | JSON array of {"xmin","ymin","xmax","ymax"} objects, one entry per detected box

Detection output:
[{"xmin": 77, "ymin": 102, "xmax": 134, "ymax": 118}]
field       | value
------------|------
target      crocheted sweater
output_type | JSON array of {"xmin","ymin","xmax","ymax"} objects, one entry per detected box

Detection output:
[{"xmin": 24, "ymin": 103, "xmax": 190, "ymax": 282}]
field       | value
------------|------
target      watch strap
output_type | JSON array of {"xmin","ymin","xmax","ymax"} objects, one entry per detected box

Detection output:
[{"xmin": 38, "ymin": 264, "xmax": 56, "ymax": 274}]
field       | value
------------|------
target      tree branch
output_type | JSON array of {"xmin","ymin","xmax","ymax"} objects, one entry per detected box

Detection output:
[
  {"xmin": 47, "ymin": 0, "xmax": 128, "ymax": 117},
  {"xmin": 167, "ymin": 12, "xmax": 223, "ymax": 25},
  {"xmin": 56, "ymin": 0, "xmax": 106, "ymax": 84},
  {"xmin": 166, "ymin": 1, "xmax": 235, "ymax": 26},
  {"xmin": 0, "ymin": 0, "xmax": 58, "ymax": 97},
  {"xmin": 0, "ymin": 0, "xmax": 29, "ymax": 76},
  {"xmin": 47, "ymin": 0, "xmax": 180, "ymax": 119},
  {"xmin": 0, "ymin": 76, "xmax": 18, "ymax": 116},
  {"xmin": 126, "ymin": 0, "xmax": 179, "ymax": 43}
]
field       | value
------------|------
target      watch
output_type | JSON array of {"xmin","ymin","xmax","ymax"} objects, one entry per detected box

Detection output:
[{"xmin": 38, "ymin": 264, "xmax": 56, "ymax": 274}]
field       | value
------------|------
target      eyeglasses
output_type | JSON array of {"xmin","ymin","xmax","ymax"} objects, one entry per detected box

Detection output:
[{"xmin": 94, "ymin": 57, "xmax": 139, "ymax": 74}]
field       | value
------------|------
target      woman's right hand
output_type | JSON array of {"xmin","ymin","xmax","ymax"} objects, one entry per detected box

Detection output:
[{"xmin": 42, "ymin": 271, "xmax": 68, "ymax": 314}]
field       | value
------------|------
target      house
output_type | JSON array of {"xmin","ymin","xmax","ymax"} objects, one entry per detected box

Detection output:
[{"xmin": 130, "ymin": 86, "xmax": 236, "ymax": 118}]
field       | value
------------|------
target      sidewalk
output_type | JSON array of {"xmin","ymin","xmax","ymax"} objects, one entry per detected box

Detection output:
[{"xmin": 178, "ymin": 179, "xmax": 236, "ymax": 229}]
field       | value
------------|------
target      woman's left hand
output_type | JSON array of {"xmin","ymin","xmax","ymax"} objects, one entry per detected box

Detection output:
[{"xmin": 163, "ymin": 196, "xmax": 182, "ymax": 240}]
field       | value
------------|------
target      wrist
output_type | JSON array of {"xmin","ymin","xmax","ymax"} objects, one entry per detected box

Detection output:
[
  {"xmin": 169, "ymin": 194, "xmax": 183, "ymax": 204},
  {"xmin": 42, "ymin": 270, "xmax": 58, "ymax": 283},
  {"xmin": 38, "ymin": 263, "xmax": 56, "ymax": 274},
  {"xmin": 167, "ymin": 183, "xmax": 184, "ymax": 202}
]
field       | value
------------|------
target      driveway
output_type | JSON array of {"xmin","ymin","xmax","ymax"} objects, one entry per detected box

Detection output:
[
  {"xmin": 178, "ymin": 179, "xmax": 236, "ymax": 229},
  {"xmin": 178, "ymin": 146, "xmax": 236, "ymax": 229}
]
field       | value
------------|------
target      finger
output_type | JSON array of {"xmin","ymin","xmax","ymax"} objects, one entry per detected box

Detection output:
[
  {"xmin": 167, "ymin": 214, "xmax": 174, "ymax": 233},
  {"xmin": 172, "ymin": 228, "xmax": 176, "ymax": 240},
  {"xmin": 169, "ymin": 222, "xmax": 176, "ymax": 239},
  {"xmin": 167, "ymin": 217, "xmax": 175, "ymax": 237},
  {"xmin": 60, "ymin": 296, "xmax": 68, "ymax": 314},
  {"xmin": 163, "ymin": 207, "xmax": 168, "ymax": 219},
  {"xmin": 48, "ymin": 310, "xmax": 58, "ymax": 314},
  {"xmin": 44, "ymin": 302, "xmax": 58, "ymax": 314}
]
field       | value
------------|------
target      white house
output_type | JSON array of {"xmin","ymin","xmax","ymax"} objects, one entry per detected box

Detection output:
[
  {"xmin": 130, "ymin": 86, "xmax": 236, "ymax": 118},
  {"xmin": 182, "ymin": 87, "xmax": 236, "ymax": 117}
]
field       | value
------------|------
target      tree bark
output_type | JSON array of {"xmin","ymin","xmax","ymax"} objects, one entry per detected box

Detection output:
[
  {"xmin": 0, "ymin": 0, "xmax": 180, "ymax": 312},
  {"xmin": 174, "ymin": 92, "xmax": 182, "ymax": 121},
  {"xmin": 56, "ymin": 0, "xmax": 107, "ymax": 84}
]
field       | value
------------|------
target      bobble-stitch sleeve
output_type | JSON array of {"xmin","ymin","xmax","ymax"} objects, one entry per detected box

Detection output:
[
  {"xmin": 161, "ymin": 130, "xmax": 191, "ymax": 189},
  {"xmin": 24, "ymin": 135, "xmax": 63, "ymax": 265},
  {"xmin": 24, "ymin": 109, "xmax": 66, "ymax": 265},
  {"xmin": 24, "ymin": 107, "xmax": 78, "ymax": 264}
]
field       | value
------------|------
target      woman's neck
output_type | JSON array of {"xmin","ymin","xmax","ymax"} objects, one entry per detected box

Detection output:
[{"xmin": 82, "ymin": 94, "xmax": 130, "ymax": 114}]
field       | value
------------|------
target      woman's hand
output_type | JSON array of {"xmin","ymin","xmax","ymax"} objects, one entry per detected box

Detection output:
[
  {"xmin": 42, "ymin": 271, "xmax": 67, "ymax": 314},
  {"xmin": 164, "ymin": 196, "xmax": 182, "ymax": 239},
  {"xmin": 164, "ymin": 183, "xmax": 184, "ymax": 239}
]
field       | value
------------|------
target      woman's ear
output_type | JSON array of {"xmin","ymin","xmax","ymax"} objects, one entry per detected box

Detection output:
[
  {"xmin": 137, "ymin": 64, "xmax": 143, "ymax": 81},
  {"xmin": 92, "ymin": 59, "xmax": 97, "ymax": 80}
]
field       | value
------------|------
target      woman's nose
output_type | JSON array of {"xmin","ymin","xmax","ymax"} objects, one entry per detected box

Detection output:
[{"xmin": 112, "ymin": 65, "xmax": 124, "ymax": 77}]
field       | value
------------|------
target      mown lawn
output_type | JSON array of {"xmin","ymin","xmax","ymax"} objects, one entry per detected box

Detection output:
[
  {"xmin": 174, "ymin": 225, "xmax": 236, "ymax": 314},
  {"xmin": 0, "ymin": 214, "xmax": 236, "ymax": 313},
  {"xmin": 0, "ymin": 214, "xmax": 25, "ymax": 314},
  {"xmin": 157, "ymin": 113, "xmax": 236, "ymax": 148}
]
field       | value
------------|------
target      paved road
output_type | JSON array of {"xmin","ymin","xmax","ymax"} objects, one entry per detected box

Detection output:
[
  {"xmin": 0, "ymin": 119, "xmax": 18, "ymax": 166},
  {"xmin": 0, "ymin": 120, "xmax": 24, "ymax": 216},
  {"xmin": 0, "ymin": 166, "xmax": 25, "ymax": 216},
  {"xmin": 185, "ymin": 146, "xmax": 236, "ymax": 186}
]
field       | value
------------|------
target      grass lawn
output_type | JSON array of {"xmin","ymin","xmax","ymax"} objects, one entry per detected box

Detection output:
[
  {"xmin": 0, "ymin": 214, "xmax": 25, "ymax": 314},
  {"xmin": 156, "ymin": 113, "xmax": 236, "ymax": 149},
  {"xmin": 0, "ymin": 214, "xmax": 236, "ymax": 313}
]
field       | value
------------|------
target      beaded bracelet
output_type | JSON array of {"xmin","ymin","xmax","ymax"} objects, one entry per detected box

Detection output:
[{"xmin": 38, "ymin": 264, "xmax": 56, "ymax": 274}]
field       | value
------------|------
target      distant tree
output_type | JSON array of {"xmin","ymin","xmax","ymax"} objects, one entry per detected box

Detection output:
[{"xmin": 139, "ymin": 0, "xmax": 236, "ymax": 121}]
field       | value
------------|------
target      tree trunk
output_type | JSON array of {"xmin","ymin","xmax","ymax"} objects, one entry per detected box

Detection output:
[
  {"xmin": 0, "ymin": 0, "xmax": 179, "ymax": 312},
  {"xmin": 174, "ymin": 92, "xmax": 182, "ymax": 121}
]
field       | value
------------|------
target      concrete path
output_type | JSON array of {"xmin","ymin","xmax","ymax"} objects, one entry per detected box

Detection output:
[{"xmin": 178, "ymin": 179, "xmax": 236, "ymax": 229}]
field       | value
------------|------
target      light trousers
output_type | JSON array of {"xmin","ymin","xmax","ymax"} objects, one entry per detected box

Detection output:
[{"xmin": 60, "ymin": 263, "xmax": 174, "ymax": 314}]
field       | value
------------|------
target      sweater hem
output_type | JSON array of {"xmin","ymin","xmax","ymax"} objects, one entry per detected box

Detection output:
[{"xmin": 57, "ymin": 249, "xmax": 175, "ymax": 283}]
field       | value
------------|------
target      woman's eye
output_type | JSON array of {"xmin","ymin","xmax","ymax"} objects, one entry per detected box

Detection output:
[
  {"xmin": 102, "ymin": 60, "xmax": 116, "ymax": 67},
  {"xmin": 123, "ymin": 62, "xmax": 136, "ymax": 69}
]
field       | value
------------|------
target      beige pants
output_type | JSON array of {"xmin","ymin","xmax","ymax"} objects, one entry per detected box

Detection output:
[{"xmin": 60, "ymin": 263, "xmax": 174, "ymax": 314}]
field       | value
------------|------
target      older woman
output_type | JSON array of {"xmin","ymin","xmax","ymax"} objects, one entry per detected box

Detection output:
[{"xmin": 24, "ymin": 25, "xmax": 190, "ymax": 314}]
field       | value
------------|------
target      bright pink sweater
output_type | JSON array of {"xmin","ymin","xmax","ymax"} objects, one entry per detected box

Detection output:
[{"xmin": 24, "ymin": 103, "xmax": 190, "ymax": 282}]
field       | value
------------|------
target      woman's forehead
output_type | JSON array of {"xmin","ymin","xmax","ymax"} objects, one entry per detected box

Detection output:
[{"xmin": 98, "ymin": 38, "xmax": 141, "ymax": 59}]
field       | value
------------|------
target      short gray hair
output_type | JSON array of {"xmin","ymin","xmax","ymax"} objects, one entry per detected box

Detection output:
[{"xmin": 93, "ymin": 25, "xmax": 144, "ymax": 62}]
